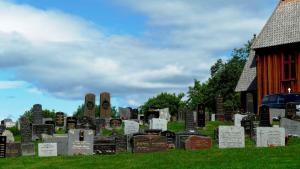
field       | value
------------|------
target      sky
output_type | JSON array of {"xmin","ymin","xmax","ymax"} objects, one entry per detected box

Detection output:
[{"xmin": 0, "ymin": 0, "xmax": 278, "ymax": 120}]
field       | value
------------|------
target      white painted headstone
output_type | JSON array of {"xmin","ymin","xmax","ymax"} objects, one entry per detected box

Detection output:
[
  {"xmin": 149, "ymin": 118, "xmax": 167, "ymax": 131},
  {"xmin": 124, "ymin": 120, "xmax": 139, "ymax": 135},
  {"xmin": 219, "ymin": 126, "xmax": 245, "ymax": 148},
  {"xmin": 1, "ymin": 130, "xmax": 14, "ymax": 143},
  {"xmin": 280, "ymin": 118, "xmax": 300, "ymax": 136},
  {"xmin": 211, "ymin": 114, "xmax": 215, "ymax": 121},
  {"xmin": 38, "ymin": 143, "xmax": 57, "ymax": 157},
  {"xmin": 159, "ymin": 108, "xmax": 171, "ymax": 122},
  {"xmin": 234, "ymin": 114, "xmax": 247, "ymax": 127},
  {"xmin": 256, "ymin": 127, "xmax": 285, "ymax": 147}
]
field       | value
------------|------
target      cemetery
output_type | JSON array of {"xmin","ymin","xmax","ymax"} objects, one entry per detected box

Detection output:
[{"xmin": 1, "ymin": 0, "xmax": 300, "ymax": 168}]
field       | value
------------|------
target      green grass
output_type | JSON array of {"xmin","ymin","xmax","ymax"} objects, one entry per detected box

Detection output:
[{"xmin": 2, "ymin": 121, "xmax": 300, "ymax": 169}]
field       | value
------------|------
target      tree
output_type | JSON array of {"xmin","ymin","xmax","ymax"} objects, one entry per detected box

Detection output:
[
  {"xmin": 140, "ymin": 92, "xmax": 185, "ymax": 116},
  {"xmin": 22, "ymin": 109, "xmax": 56, "ymax": 122}
]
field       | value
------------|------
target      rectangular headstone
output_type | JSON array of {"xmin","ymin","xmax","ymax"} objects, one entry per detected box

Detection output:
[
  {"xmin": 185, "ymin": 135, "xmax": 212, "ymax": 150},
  {"xmin": 197, "ymin": 104, "xmax": 205, "ymax": 127},
  {"xmin": 84, "ymin": 93, "xmax": 96, "ymax": 122},
  {"xmin": 219, "ymin": 126, "xmax": 245, "ymax": 148},
  {"xmin": 149, "ymin": 118, "xmax": 167, "ymax": 131},
  {"xmin": 280, "ymin": 118, "xmax": 300, "ymax": 136},
  {"xmin": 21, "ymin": 143, "xmax": 35, "ymax": 156},
  {"xmin": 133, "ymin": 135, "xmax": 167, "ymax": 153},
  {"xmin": 55, "ymin": 112, "xmax": 65, "ymax": 127},
  {"xmin": 161, "ymin": 131, "xmax": 176, "ymax": 149},
  {"xmin": 32, "ymin": 104, "xmax": 43, "ymax": 125},
  {"xmin": 38, "ymin": 143, "xmax": 57, "ymax": 157},
  {"xmin": 32, "ymin": 124, "xmax": 54, "ymax": 140},
  {"xmin": 66, "ymin": 117, "xmax": 77, "ymax": 132},
  {"xmin": 44, "ymin": 134, "xmax": 68, "ymax": 155},
  {"xmin": 6, "ymin": 143, "xmax": 21, "ymax": 158},
  {"xmin": 94, "ymin": 137, "xmax": 116, "ymax": 155},
  {"xmin": 259, "ymin": 105, "xmax": 271, "ymax": 127},
  {"xmin": 211, "ymin": 114, "xmax": 215, "ymax": 121},
  {"xmin": 115, "ymin": 135, "xmax": 128, "ymax": 152},
  {"xmin": 159, "ymin": 108, "xmax": 171, "ymax": 122},
  {"xmin": 256, "ymin": 127, "xmax": 285, "ymax": 147},
  {"xmin": 20, "ymin": 116, "xmax": 32, "ymax": 143},
  {"xmin": 124, "ymin": 120, "xmax": 139, "ymax": 135},
  {"xmin": 185, "ymin": 112, "xmax": 194, "ymax": 131},
  {"xmin": 100, "ymin": 92, "xmax": 111, "ymax": 118},
  {"xmin": 216, "ymin": 95, "xmax": 224, "ymax": 114},
  {"xmin": 0, "ymin": 136, "xmax": 6, "ymax": 158},
  {"xmin": 68, "ymin": 129, "xmax": 94, "ymax": 155},
  {"xmin": 119, "ymin": 107, "xmax": 131, "ymax": 120},
  {"xmin": 234, "ymin": 114, "xmax": 247, "ymax": 127}
]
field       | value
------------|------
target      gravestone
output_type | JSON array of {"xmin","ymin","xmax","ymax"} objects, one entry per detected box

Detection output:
[
  {"xmin": 0, "ymin": 136, "xmax": 6, "ymax": 158},
  {"xmin": 124, "ymin": 120, "xmax": 139, "ymax": 135},
  {"xmin": 55, "ymin": 112, "xmax": 65, "ymax": 127},
  {"xmin": 32, "ymin": 104, "xmax": 43, "ymax": 124},
  {"xmin": 234, "ymin": 114, "xmax": 247, "ymax": 127},
  {"xmin": 20, "ymin": 116, "xmax": 32, "ymax": 143},
  {"xmin": 197, "ymin": 104, "xmax": 205, "ymax": 127},
  {"xmin": 77, "ymin": 116, "xmax": 95, "ymax": 130},
  {"xmin": 159, "ymin": 108, "xmax": 171, "ymax": 122},
  {"xmin": 161, "ymin": 131, "xmax": 176, "ymax": 149},
  {"xmin": 185, "ymin": 135, "xmax": 212, "ymax": 150},
  {"xmin": 131, "ymin": 109, "xmax": 139, "ymax": 119},
  {"xmin": 66, "ymin": 117, "xmax": 77, "ymax": 131},
  {"xmin": 44, "ymin": 134, "xmax": 68, "ymax": 155},
  {"xmin": 149, "ymin": 118, "xmax": 167, "ymax": 131},
  {"xmin": 286, "ymin": 103, "xmax": 297, "ymax": 119},
  {"xmin": 218, "ymin": 126, "xmax": 245, "ymax": 148},
  {"xmin": 94, "ymin": 136, "xmax": 116, "ymax": 155},
  {"xmin": 32, "ymin": 124, "xmax": 54, "ymax": 140},
  {"xmin": 259, "ymin": 105, "xmax": 271, "ymax": 127},
  {"xmin": 241, "ymin": 115, "xmax": 255, "ymax": 136},
  {"xmin": 110, "ymin": 119, "xmax": 122, "ymax": 129},
  {"xmin": 21, "ymin": 143, "xmax": 35, "ymax": 156},
  {"xmin": 68, "ymin": 129, "xmax": 94, "ymax": 155},
  {"xmin": 43, "ymin": 118, "xmax": 53, "ymax": 124},
  {"xmin": 2, "ymin": 130, "xmax": 14, "ymax": 143},
  {"xmin": 45, "ymin": 120, "xmax": 55, "ymax": 128},
  {"xmin": 145, "ymin": 109, "xmax": 160, "ymax": 124},
  {"xmin": 280, "ymin": 118, "xmax": 300, "ymax": 136},
  {"xmin": 211, "ymin": 114, "xmax": 215, "ymax": 121},
  {"xmin": 145, "ymin": 129, "xmax": 161, "ymax": 135},
  {"xmin": 216, "ymin": 95, "xmax": 224, "ymax": 114},
  {"xmin": 38, "ymin": 143, "xmax": 57, "ymax": 157},
  {"xmin": 224, "ymin": 108, "xmax": 233, "ymax": 122},
  {"xmin": 115, "ymin": 135, "xmax": 128, "ymax": 152},
  {"xmin": 6, "ymin": 142, "xmax": 21, "ymax": 158},
  {"xmin": 95, "ymin": 118, "xmax": 106, "ymax": 135},
  {"xmin": 256, "ymin": 127, "xmax": 285, "ymax": 147},
  {"xmin": 100, "ymin": 92, "xmax": 111, "ymax": 118},
  {"xmin": 132, "ymin": 135, "xmax": 167, "ymax": 153},
  {"xmin": 0, "ymin": 125, "xmax": 5, "ymax": 135},
  {"xmin": 119, "ymin": 107, "xmax": 131, "ymax": 120},
  {"xmin": 185, "ymin": 112, "xmax": 195, "ymax": 131},
  {"xmin": 84, "ymin": 93, "xmax": 96, "ymax": 122}
]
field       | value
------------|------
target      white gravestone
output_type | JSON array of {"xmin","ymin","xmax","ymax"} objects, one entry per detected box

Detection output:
[
  {"xmin": 234, "ymin": 114, "xmax": 247, "ymax": 127},
  {"xmin": 219, "ymin": 126, "xmax": 245, "ymax": 149},
  {"xmin": 124, "ymin": 120, "xmax": 139, "ymax": 135},
  {"xmin": 1, "ymin": 130, "xmax": 14, "ymax": 143},
  {"xmin": 211, "ymin": 114, "xmax": 215, "ymax": 121},
  {"xmin": 149, "ymin": 118, "xmax": 167, "ymax": 131},
  {"xmin": 38, "ymin": 143, "xmax": 57, "ymax": 157},
  {"xmin": 159, "ymin": 108, "xmax": 171, "ymax": 122},
  {"xmin": 256, "ymin": 127, "xmax": 285, "ymax": 147},
  {"xmin": 280, "ymin": 118, "xmax": 300, "ymax": 137}
]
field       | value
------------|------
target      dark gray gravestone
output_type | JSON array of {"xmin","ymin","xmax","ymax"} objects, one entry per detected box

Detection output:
[
  {"xmin": 145, "ymin": 109, "xmax": 160, "ymax": 124},
  {"xmin": 0, "ymin": 125, "xmax": 5, "ymax": 135},
  {"xmin": 259, "ymin": 105, "xmax": 271, "ymax": 127},
  {"xmin": 224, "ymin": 108, "xmax": 233, "ymax": 122},
  {"xmin": 6, "ymin": 142, "xmax": 21, "ymax": 158},
  {"xmin": 68, "ymin": 129, "xmax": 94, "ymax": 155},
  {"xmin": 77, "ymin": 116, "xmax": 95, "ymax": 130},
  {"xmin": 66, "ymin": 117, "xmax": 77, "ymax": 132},
  {"xmin": 55, "ymin": 112, "xmax": 65, "ymax": 127},
  {"xmin": 0, "ymin": 136, "xmax": 6, "ymax": 158},
  {"xmin": 32, "ymin": 124, "xmax": 54, "ymax": 140},
  {"xmin": 185, "ymin": 111, "xmax": 195, "ymax": 131},
  {"xmin": 94, "ymin": 136, "xmax": 116, "ymax": 155},
  {"xmin": 115, "ymin": 135, "xmax": 127, "ymax": 152},
  {"xmin": 131, "ymin": 109, "xmax": 138, "ymax": 119},
  {"xmin": 21, "ymin": 143, "xmax": 35, "ymax": 156},
  {"xmin": 95, "ymin": 118, "xmax": 107, "ymax": 135},
  {"xmin": 132, "ymin": 135, "xmax": 167, "ymax": 153},
  {"xmin": 216, "ymin": 95, "xmax": 224, "ymax": 114},
  {"xmin": 20, "ymin": 116, "xmax": 32, "ymax": 143},
  {"xmin": 286, "ymin": 103, "xmax": 297, "ymax": 119},
  {"xmin": 161, "ymin": 131, "xmax": 176, "ymax": 149},
  {"xmin": 84, "ymin": 93, "xmax": 96, "ymax": 122},
  {"xmin": 32, "ymin": 104, "xmax": 43, "ymax": 124},
  {"xmin": 44, "ymin": 134, "xmax": 68, "ymax": 156},
  {"xmin": 197, "ymin": 104, "xmax": 205, "ymax": 127}
]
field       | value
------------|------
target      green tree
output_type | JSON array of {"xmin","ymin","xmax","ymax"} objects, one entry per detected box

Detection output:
[
  {"xmin": 22, "ymin": 109, "xmax": 56, "ymax": 122},
  {"xmin": 140, "ymin": 92, "xmax": 185, "ymax": 116}
]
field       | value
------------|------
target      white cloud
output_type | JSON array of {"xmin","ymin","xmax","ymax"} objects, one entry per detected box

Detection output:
[
  {"xmin": 0, "ymin": 80, "xmax": 25, "ymax": 89},
  {"xmin": 0, "ymin": 0, "xmax": 276, "ymax": 104}
]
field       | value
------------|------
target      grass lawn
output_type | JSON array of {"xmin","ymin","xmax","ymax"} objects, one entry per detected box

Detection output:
[{"xmin": 1, "ymin": 121, "xmax": 300, "ymax": 169}]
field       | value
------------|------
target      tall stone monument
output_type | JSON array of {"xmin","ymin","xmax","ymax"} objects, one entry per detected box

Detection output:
[
  {"xmin": 55, "ymin": 112, "xmax": 65, "ymax": 128},
  {"xmin": 20, "ymin": 116, "xmax": 32, "ymax": 143},
  {"xmin": 100, "ymin": 92, "xmax": 111, "ymax": 118},
  {"xmin": 84, "ymin": 93, "xmax": 96, "ymax": 122},
  {"xmin": 32, "ymin": 104, "xmax": 43, "ymax": 124},
  {"xmin": 197, "ymin": 104, "xmax": 205, "ymax": 127}
]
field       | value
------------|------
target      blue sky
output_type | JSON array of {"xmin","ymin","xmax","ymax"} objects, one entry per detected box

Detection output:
[{"xmin": 0, "ymin": 0, "xmax": 278, "ymax": 120}]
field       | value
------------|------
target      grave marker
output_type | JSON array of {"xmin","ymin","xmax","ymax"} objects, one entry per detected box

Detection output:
[
  {"xmin": 218, "ymin": 126, "xmax": 245, "ymax": 148},
  {"xmin": 149, "ymin": 118, "xmax": 167, "ymax": 131},
  {"xmin": 6, "ymin": 142, "xmax": 21, "ymax": 158},
  {"xmin": 115, "ymin": 135, "xmax": 128, "ymax": 152},
  {"xmin": 84, "ymin": 93, "xmax": 96, "ymax": 122},
  {"xmin": 124, "ymin": 120, "xmax": 139, "ymax": 135},
  {"xmin": 44, "ymin": 134, "xmax": 68, "ymax": 155},
  {"xmin": 55, "ymin": 112, "xmax": 65, "ymax": 127},
  {"xmin": 259, "ymin": 105, "xmax": 271, "ymax": 127},
  {"xmin": 94, "ymin": 137, "xmax": 116, "ymax": 155},
  {"xmin": 32, "ymin": 104, "xmax": 43, "ymax": 124},
  {"xmin": 280, "ymin": 118, "xmax": 300, "ymax": 136},
  {"xmin": 132, "ymin": 135, "xmax": 167, "ymax": 153},
  {"xmin": 100, "ymin": 92, "xmax": 111, "ymax": 118},
  {"xmin": 161, "ymin": 131, "xmax": 176, "ymax": 149},
  {"xmin": 256, "ymin": 127, "xmax": 285, "ymax": 147},
  {"xmin": 21, "ymin": 143, "xmax": 35, "ymax": 156},
  {"xmin": 68, "ymin": 129, "xmax": 94, "ymax": 155},
  {"xmin": 38, "ymin": 143, "xmax": 57, "ymax": 157},
  {"xmin": 185, "ymin": 112, "xmax": 194, "ymax": 131},
  {"xmin": 66, "ymin": 117, "xmax": 77, "ymax": 131},
  {"xmin": 32, "ymin": 124, "xmax": 54, "ymax": 140},
  {"xmin": 234, "ymin": 114, "xmax": 247, "ymax": 127},
  {"xmin": 0, "ymin": 136, "xmax": 6, "ymax": 158},
  {"xmin": 119, "ymin": 107, "xmax": 131, "ymax": 120},
  {"xmin": 20, "ymin": 116, "xmax": 32, "ymax": 143},
  {"xmin": 110, "ymin": 119, "xmax": 122, "ymax": 129},
  {"xmin": 185, "ymin": 135, "xmax": 212, "ymax": 150},
  {"xmin": 197, "ymin": 104, "xmax": 205, "ymax": 127}
]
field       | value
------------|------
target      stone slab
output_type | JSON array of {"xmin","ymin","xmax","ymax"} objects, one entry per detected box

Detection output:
[
  {"xmin": 280, "ymin": 118, "xmax": 300, "ymax": 136},
  {"xmin": 124, "ymin": 120, "xmax": 139, "ymax": 135},
  {"xmin": 132, "ymin": 135, "xmax": 167, "ymax": 153},
  {"xmin": 218, "ymin": 126, "xmax": 245, "ymax": 149},
  {"xmin": 256, "ymin": 127, "xmax": 285, "ymax": 147},
  {"xmin": 21, "ymin": 143, "xmax": 35, "ymax": 156},
  {"xmin": 68, "ymin": 129, "xmax": 94, "ymax": 156},
  {"xmin": 185, "ymin": 135, "xmax": 212, "ymax": 150},
  {"xmin": 38, "ymin": 143, "xmax": 57, "ymax": 157}
]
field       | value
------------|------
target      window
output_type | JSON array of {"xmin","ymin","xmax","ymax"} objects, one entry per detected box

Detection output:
[{"xmin": 282, "ymin": 52, "xmax": 296, "ymax": 80}]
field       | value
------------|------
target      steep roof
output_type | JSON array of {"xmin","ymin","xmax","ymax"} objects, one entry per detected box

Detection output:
[
  {"xmin": 252, "ymin": 0, "xmax": 300, "ymax": 49},
  {"xmin": 235, "ymin": 50, "xmax": 257, "ymax": 92}
]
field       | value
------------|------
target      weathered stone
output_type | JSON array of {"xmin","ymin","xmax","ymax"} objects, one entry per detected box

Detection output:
[
  {"xmin": 234, "ymin": 114, "xmax": 247, "ymax": 127},
  {"xmin": 132, "ymin": 135, "xmax": 167, "ymax": 153},
  {"xmin": 100, "ymin": 92, "xmax": 111, "ymax": 118},
  {"xmin": 2, "ymin": 130, "xmax": 14, "ymax": 143},
  {"xmin": 68, "ymin": 129, "xmax": 94, "ymax": 155},
  {"xmin": 119, "ymin": 107, "xmax": 131, "ymax": 120},
  {"xmin": 149, "ymin": 118, "xmax": 167, "ymax": 131},
  {"xmin": 84, "ymin": 93, "xmax": 96, "ymax": 122},
  {"xmin": 32, "ymin": 104, "xmax": 43, "ymax": 125},
  {"xmin": 20, "ymin": 116, "xmax": 32, "ymax": 143},
  {"xmin": 44, "ymin": 134, "xmax": 68, "ymax": 155},
  {"xmin": 21, "ymin": 143, "xmax": 35, "ymax": 156},
  {"xmin": 218, "ymin": 126, "xmax": 245, "ymax": 148},
  {"xmin": 256, "ymin": 127, "xmax": 285, "ymax": 147},
  {"xmin": 110, "ymin": 119, "xmax": 122, "ymax": 129},
  {"xmin": 66, "ymin": 117, "xmax": 77, "ymax": 132},
  {"xmin": 38, "ymin": 143, "xmax": 57, "ymax": 157},
  {"xmin": 6, "ymin": 142, "xmax": 21, "ymax": 158},
  {"xmin": 197, "ymin": 104, "xmax": 205, "ymax": 127},
  {"xmin": 94, "ymin": 136, "xmax": 116, "ymax": 155},
  {"xmin": 161, "ymin": 131, "xmax": 176, "ymax": 149},
  {"xmin": 280, "ymin": 118, "xmax": 300, "ymax": 136},
  {"xmin": 124, "ymin": 120, "xmax": 139, "ymax": 135},
  {"xmin": 0, "ymin": 136, "xmax": 6, "ymax": 158},
  {"xmin": 32, "ymin": 124, "xmax": 54, "ymax": 140},
  {"xmin": 185, "ymin": 135, "xmax": 212, "ymax": 150},
  {"xmin": 55, "ymin": 112, "xmax": 65, "ymax": 127}
]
